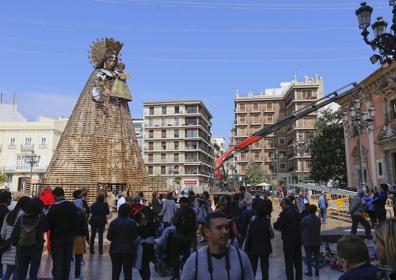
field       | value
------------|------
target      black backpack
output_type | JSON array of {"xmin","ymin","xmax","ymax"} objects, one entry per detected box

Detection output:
[
  {"xmin": 177, "ymin": 208, "xmax": 196, "ymax": 235},
  {"xmin": 18, "ymin": 215, "xmax": 38, "ymax": 247}
]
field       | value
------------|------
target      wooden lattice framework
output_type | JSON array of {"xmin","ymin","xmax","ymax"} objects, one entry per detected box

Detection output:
[{"xmin": 40, "ymin": 39, "xmax": 167, "ymax": 201}]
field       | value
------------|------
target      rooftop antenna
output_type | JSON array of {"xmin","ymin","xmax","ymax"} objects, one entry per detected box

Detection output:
[
  {"xmin": 294, "ymin": 63, "xmax": 300, "ymax": 83},
  {"xmin": 12, "ymin": 92, "xmax": 16, "ymax": 111}
]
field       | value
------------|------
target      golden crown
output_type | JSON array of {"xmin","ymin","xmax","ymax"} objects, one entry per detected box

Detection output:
[{"xmin": 89, "ymin": 37, "xmax": 123, "ymax": 68}]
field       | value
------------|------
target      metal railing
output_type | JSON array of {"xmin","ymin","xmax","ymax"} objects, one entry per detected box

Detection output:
[{"xmin": 288, "ymin": 183, "xmax": 357, "ymax": 197}]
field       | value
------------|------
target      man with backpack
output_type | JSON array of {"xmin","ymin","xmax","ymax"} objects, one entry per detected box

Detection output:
[
  {"xmin": 170, "ymin": 197, "xmax": 197, "ymax": 280},
  {"xmin": 349, "ymin": 190, "xmax": 371, "ymax": 239},
  {"xmin": 47, "ymin": 187, "xmax": 78, "ymax": 280},
  {"xmin": 181, "ymin": 211, "xmax": 254, "ymax": 280},
  {"xmin": 11, "ymin": 198, "xmax": 49, "ymax": 280}
]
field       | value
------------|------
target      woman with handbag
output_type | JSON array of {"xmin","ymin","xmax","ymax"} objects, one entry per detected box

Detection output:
[{"xmin": 1, "ymin": 196, "xmax": 32, "ymax": 280}]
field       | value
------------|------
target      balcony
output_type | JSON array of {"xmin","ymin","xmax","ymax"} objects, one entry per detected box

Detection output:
[
  {"xmin": 20, "ymin": 144, "xmax": 34, "ymax": 152},
  {"xmin": 3, "ymin": 166, "xmax": 46, "ymax": 173}
]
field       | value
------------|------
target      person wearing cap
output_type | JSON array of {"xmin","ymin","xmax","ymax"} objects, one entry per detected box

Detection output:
[{"xmin": 349, "ymin": 190, "xmax": 371, "ymax": 239}]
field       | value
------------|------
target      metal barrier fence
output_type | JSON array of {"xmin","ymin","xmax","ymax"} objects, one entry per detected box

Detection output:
[{"xmin": 287, "ymin": 183, "xmax": 357, "ymax": 197}]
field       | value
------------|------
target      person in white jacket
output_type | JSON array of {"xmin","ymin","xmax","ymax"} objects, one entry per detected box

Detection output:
[
  {"xmin": 116, "ymin": 193, "xmax": 126, "ymax": 211},
  {"xmin": 159, "ymin": 192, "xmax": 176, "ymax": 226}
]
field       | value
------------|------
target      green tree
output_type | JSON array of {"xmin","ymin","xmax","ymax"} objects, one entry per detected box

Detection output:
[
  {"xmin": 244, "ymin": 164, "xmax": 264, "ymax": 186},
  {"xmin": 0, "ymin": 173, "xmax": 8, "ymax": 186},
  {"xmin": 308, "ymin": 109, "xmax": 347, "ymax": 187},
  {"xmin": 174, "ymin": 176, "xmax": 182, "ymax": 186}
]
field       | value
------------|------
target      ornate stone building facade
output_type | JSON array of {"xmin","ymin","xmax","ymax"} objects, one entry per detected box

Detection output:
[{"xmin": 338, "ymin": 63, "xmax": 396, "ymax": 187}]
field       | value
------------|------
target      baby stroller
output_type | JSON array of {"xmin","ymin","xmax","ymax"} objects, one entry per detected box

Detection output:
[{"xmin": 154, "ymin": 227, "xmax": 175, "ymax": 277}]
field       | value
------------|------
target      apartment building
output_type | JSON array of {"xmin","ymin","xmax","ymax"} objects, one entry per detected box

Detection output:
[
  {"xmin": 143, "ymin": 101, "xmax": 214, "ymax": 192},
  {"xmin": 231, "ymin": 76, "xmax": 324, "ymax": 184},
  {"xmin": 132, "ymin": 118, "xmax": 144, "ymax": 151},
  {"xmin": 0, "ymin": 104, "xmax": 68, "ymax": 191}
]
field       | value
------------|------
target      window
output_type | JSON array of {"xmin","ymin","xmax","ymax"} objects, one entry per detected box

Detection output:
[
  {"xmin": 41, "ymin": 137, "xmax": 47, "ymax": 146},
  {"xmin": 267, "ymin": 115, "xmax": 273, "ymax": 123},
  {"xmin": 252, "ymin": 114, "xmax": 259, "ymax": 124},
  {"xmin": 253, "ymin": 103, "xmax": 259, "ymax": 111},
  {"xmin": 186, "ymin": 140, "xmax": 198, "ymax": 150},
  {"xmin": 162, "ymin": 106, "xmax": 167, "ymax": 115},
  {"xmin": 185, "ymin": 166, "xmax": 198, "ymax": 174},
  {"xmin": 175, "ymin": 106, "xmax": 180, "ymax": 114},
  {"xmin": 174, "ymin": 153, "xmax": 179, "ymax": 162},
  {"xmin": 378, "ymin": 161, "xmax": 383, "ymax": 177},
  {"xmin": 161, "ymin": 130, "xmax": 166, "ymax": 138},
  {"xmin": 25, "ymin": 137, "xmax": 32, "ymax": 146},
  {"xmin": 149, "ymin": 107, "xmax": 154, "ymax": 115},
  {"xmin": 161, "ymin": 165, "xmax": 166, "ymax": 174},
  {"xmin": 186, "ymin": 152, "xmax": 198, "ymax": 162},
  {"xmin": 267, "ymin": 102, "xmax": 273, "ymax": 110},
  {"xmin": 174, "ymin": 165, "xmax": 179, "ymax": 174},
  {"xmin": 148, "ymin": 142, "xmax": 154, "ymax": 150},
  {"xmin": 391, "ymin": 99, "xmax": 396, "ymax": 120},
  {"xmin": 149, "ymin": 119, "xmax": 154, "ymax": 127},
  {"xmin": 148, "ymin": 154, "xmax": 153, "ymax": 162},
  {"xmin": 174, "ymin": 141, "xmax": 179, "ymax": 150},
  {"xmin": 161, "ymin": 153, "xmax": 166, "ymax": 162},
  {"xmin": 16, "ymin": 154, "xmax": 30, "ymax": 170},
  {"xmin": 9, "ymin": 138, "xmax": 16, "ymax": 147},
  {"xmin": 174, "ymin": 118, "xmax": 179, "ymax": 126},
  {"xmin": 186, "ymin": 105, "xmax": 198, "ymax": 114},
  {"xmin": 239, "ymin": 103, "xmax": 245, "ymax": 111},
  {"xmin": 186, "ymin": 117, "xmax": 198, "ymax": 125},
  {"xmin": 303, "ymin": 90, "xmax": 315, "ymax": 99},
  {"xmin": 148, "ymin": 166, "xmax": 153, "ymax": 175},
  {"xmin": 254, "ymin": 152, "xmax": 260, "ymax": 160},
  {"xmin": 174, "ymin": 129, "xmax": 179, "ymax": 138},
  {"xmin": 279, "ymin": 138, "xmax": 286, "ymax": 145},
  {"xmin": 161, "ymin": 141, "xmax": 166, "ymax": 150},
  {"xmin": 186, "ymin": 129, "xmax": 198, "ymax": 137},
  {"xmin": 149, "ymin": 130, "xmax": 154, "ymax": 138},
  {"xmin": 239, "ymin": 116, "xmax": 246, "ymax": 123},
  {"xmin": 280, "ymin": 163, "xmax": 286, "ymax": 169},
  {"xmin": 161, "ymin": 118, "xmax": 167, "ymax": 126}
]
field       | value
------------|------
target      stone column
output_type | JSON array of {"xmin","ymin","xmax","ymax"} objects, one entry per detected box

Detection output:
[
  {"xmin": 368, "ymin": 129, "xmax": 377, "ymax": 187},
  {"xmin": 343, "ymin": 126, "xmax": 352, "ymax": 187}
]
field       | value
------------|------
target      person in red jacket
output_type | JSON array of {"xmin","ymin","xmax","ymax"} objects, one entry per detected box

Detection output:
[
  {"xmin": 39, "ymin": 187, "xmax": 55, "ymax": 253},
  {"xmin": 130, "ymin": 197, "xmax": 144, "ymax": 221}
]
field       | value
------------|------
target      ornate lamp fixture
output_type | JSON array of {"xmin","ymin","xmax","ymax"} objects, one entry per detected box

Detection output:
[
  {"xmin": 342, "ymin": 100, "xmax": 375, "ymax": 188},
  {"xmin": 356, "ymin": 1, "xmax": 396, "ymax": 64}
]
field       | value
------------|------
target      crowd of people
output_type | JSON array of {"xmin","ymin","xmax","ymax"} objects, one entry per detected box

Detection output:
[{"xmin": 0, "ymin": 185, "xmax": 394, "ymax": 280}]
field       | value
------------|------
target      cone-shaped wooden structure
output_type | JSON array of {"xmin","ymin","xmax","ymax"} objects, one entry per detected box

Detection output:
[{"xmin": 40, "ymin": 38, "xmax": 164, "ymax": 200}]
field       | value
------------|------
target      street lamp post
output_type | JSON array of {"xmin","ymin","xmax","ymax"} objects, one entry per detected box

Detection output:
[
  {"xmin": 343, "ymin": 100, "xmax": 375, "ymax": 189},
  {"xmin": 23, "ymin": 150, "xmax": 40, "ymax": 195},
  {"xmin": 293, "ymin": 135, "xmax": 310, "ymax": 184},
  {"xmin": 355, "ymin": 1, "xmax": 396, "ymax": 65}
]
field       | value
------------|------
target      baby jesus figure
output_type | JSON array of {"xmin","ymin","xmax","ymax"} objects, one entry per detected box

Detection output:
[{"xmin": 110, "ymin": 63, "xmax": 132, "ymax": 101}]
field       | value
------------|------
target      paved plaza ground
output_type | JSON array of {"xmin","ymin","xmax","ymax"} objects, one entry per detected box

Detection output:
[{"xmin": 34, "ymin": 209, "xmax": 358, "ymax": 280}]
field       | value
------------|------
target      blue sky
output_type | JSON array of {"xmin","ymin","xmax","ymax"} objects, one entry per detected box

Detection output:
[{"xmin": 0, "ymin": 0, "xmax": 388, "ymax": 140}]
